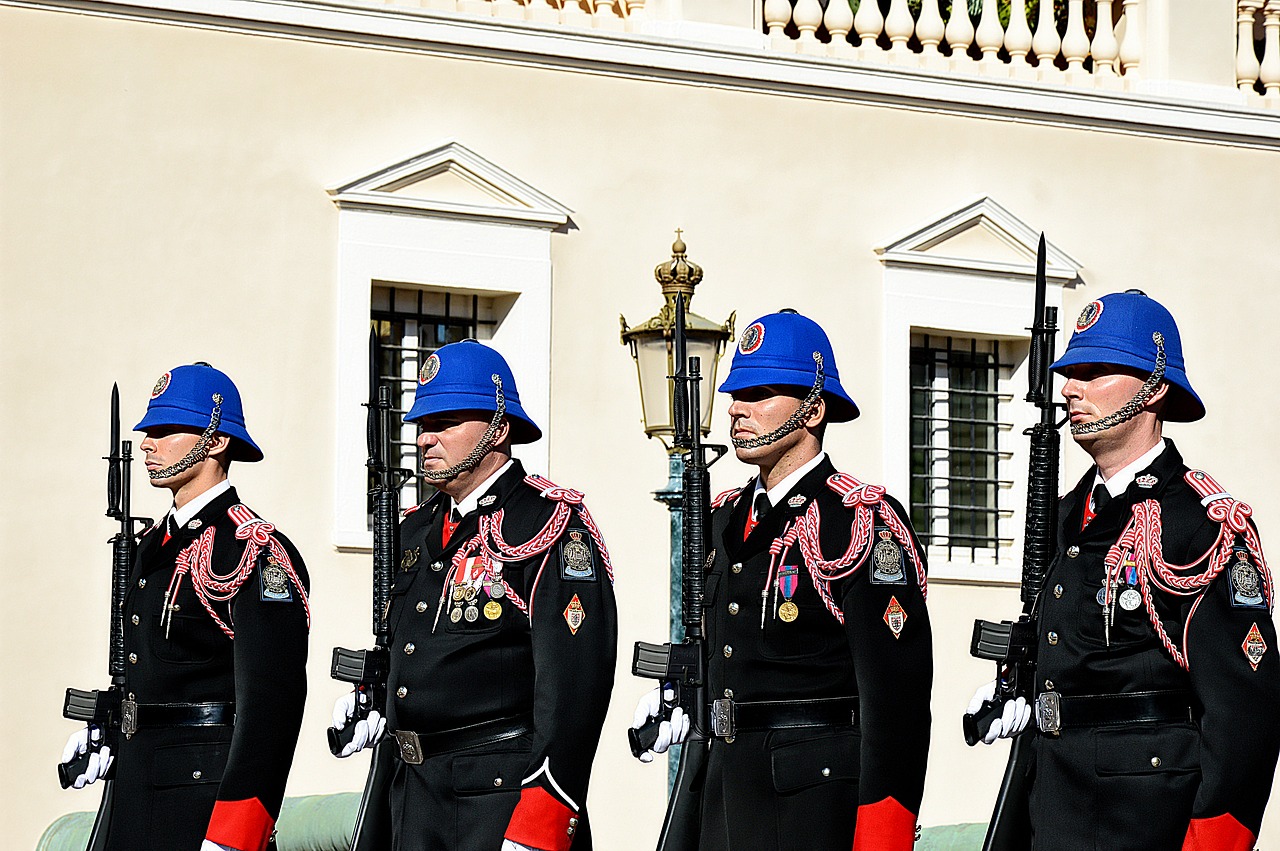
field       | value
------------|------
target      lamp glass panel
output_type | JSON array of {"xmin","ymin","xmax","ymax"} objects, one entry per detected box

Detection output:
[
  {"xmin": 684, "ymin": 336, "xmax": 722, "ymax": 435},
  {"xmin": 634, "ymin": 335, "xmax": 674, "ymax": 436}
]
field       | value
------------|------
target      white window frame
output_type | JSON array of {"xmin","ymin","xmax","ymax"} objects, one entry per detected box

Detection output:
[
  {"xmin": 878, "ymin": 198, "xmax": 1077, "ymax": 584},
  {"xmin": 329, "ymin": 141, "xmax": 571, "ymax": 551}
]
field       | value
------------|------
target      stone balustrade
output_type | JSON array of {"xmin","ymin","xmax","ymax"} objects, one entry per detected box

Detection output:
[
  {"xmin": 1238, "ymin": 0, "xmax": 1280, "ymax": 105},
  {"xmin": 764, "ymin": 0, "xmax": 1142, "ymax": 88}
]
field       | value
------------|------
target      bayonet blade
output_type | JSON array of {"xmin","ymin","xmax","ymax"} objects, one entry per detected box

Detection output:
[{"xmin": 107, "ymin": 384, "xmax": 121, "ymax": 518}]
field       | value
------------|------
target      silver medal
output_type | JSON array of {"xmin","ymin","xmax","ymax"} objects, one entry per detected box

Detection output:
[{"xmin": 1119, "ymin": 587, "xmax": 1141, "ymax": 611}]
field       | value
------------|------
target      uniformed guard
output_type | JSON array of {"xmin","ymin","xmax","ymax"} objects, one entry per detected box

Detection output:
[
  {"xmin": 630, "ymin": 311, "xmax": 933, "ymax": 850},
  {"xmin": 59, "ymin": 364, "xmax": 311, "ymax": 851},
  {"xmin": 969, "ymin": 291, "xmax": 1280, "ymax": 850},
  {"xmin": 332, "ymin": 339, "xmax": 618, "ymax": 851}
]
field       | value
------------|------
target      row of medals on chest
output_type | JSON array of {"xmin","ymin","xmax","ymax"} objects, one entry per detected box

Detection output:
[
  {"xmin": 402, "ymin": 546, "xmax": 504, "ymax": 624},
  {"xmin": 763, "ymin": 530, "xmax": 904, "ymax": 625}
]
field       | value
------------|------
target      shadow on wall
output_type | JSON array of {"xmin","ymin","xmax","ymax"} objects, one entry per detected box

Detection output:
[{"xmin": 37, "ymin": 793, "xmax": 986, "ymax": 850}]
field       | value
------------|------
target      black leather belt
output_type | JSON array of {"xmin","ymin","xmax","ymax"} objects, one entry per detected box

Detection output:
[
  {"xmin": 391, "ymin": 713, "xmax": 533, "ymax": 765},
  {"xmin": 710, "ymin": 696, "xmax": 859, "ymax": 738},
  {"xmin": 132, "ymin": 701, "xmax": 235, "ymax": 728},
  {"xmin": 1035, "ymin": 690, "xmax": 1192, "ymax": 734}
]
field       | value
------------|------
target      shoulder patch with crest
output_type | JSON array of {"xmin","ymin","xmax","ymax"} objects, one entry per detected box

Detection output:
[
  {"xmin": 260, "ymin": 553, "xmax": 293, "ymax": 602},
  {"xmin": 870, "ymin": 526, "xmax": 907, "ymax": 585},
  {"xmin": 560, "ymin": 529, "xmax": 597, "ymax": 581},
  {"xmin": 1229, "ymin": 547, "xmax": 1267, "ymax": 609}
]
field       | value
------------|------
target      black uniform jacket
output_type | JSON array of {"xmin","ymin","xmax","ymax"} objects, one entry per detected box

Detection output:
[
  {"xmin": 1030, "ymin": 441, "xmax": 1280, "ymax": 851},
  {"xmin": 673, "ymin": 456, "xmax": 931, "ymax": 851},
  {"xmin": 99, "ymin": 485, "xmax": 310, "ymax": 851},
  {"xmin": 381, "ymin": 461, "xmax": 617, "ymax": 851}
]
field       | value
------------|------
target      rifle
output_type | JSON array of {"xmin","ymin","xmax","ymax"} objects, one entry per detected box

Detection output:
[
  {"xmin": 963, "ymin": 235, "xmax": 1063, "ymax": 851},
  {"xmin": 330, "ymin": 328, "xmax": 413, "ymax": 850},
  {"xmin": 629, "ymin": 294, "xmax": 726, "ymax": 851},
  {"xmin": 59, "ymin": 384, "xmax": 152, "ymax": 788},
  {"xmin": 329, "ymin": 328, "xmax": 411, "ymax": 751}
]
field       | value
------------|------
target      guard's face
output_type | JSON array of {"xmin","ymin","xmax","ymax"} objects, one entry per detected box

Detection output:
[
  {"xmin": 726, "ymin": 385, "xmax": 814, "ymax": 464},
  {"xmin": 1060, "ymin": 363, "xmax": 1152, "ymax": 436},
  {"xmin": 415, "ymin": 411, "xmax": 494, "ymax": 474},
  {"xmin": 139, "ymin": 426, "xmax": 204, "ymax": 486}
]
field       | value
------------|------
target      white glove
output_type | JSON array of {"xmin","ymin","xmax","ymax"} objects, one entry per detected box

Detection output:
[
  {"xmin": 332, "ymin": 691, "xmax": 386, "ymax": 758},
  {"xmin": 61, "ymin": 726, "xmax": 113, "ymax": 789},
  {"xmin": 500, "ymin": 841, "xmax": 540, "ymax": 851},
  {"xmin": 631, "ymin": 687, "xmax": 689, "ymax": 763},
  {"xmin": 966, "ymin": 680, "xmax": 1031, "ymax": 745},
  {"xmin": 200, "ymin": 841, "xmax": 237, "ymax": 851}
]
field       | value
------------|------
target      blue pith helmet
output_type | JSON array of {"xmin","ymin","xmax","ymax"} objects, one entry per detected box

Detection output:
[
  {"xmin": 134, "ymin": 363, "xmax": 263, "ymax": 461},
  {"xmin": 1051, "ymin": 290, "xmax": 1204, "ymax": 422},
  {"xmin": 404, "ymin": 340, "xmax": 542, "ymax": 444},
  {"xmin": 718, "ymin": 311, "xmax": 860, "ymax": 422}
]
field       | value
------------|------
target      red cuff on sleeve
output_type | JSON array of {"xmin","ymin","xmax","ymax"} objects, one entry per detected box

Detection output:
[
  {"xmin": 1183, "ymin": 814, "xmax": 1255, "ymax": 851},
  {"xmin": 206, "ymin": 798, "xmax": 275, "ymax": 851},
  {"xmin": 852, "ymin": 796, "xmax": 917, "ymax": 851},
  {"xmin": 505, "ymin": 786, "xmax": 579, "ymax": 851}
]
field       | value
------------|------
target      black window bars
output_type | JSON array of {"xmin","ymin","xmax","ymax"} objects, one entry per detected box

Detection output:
[{"xmin": 910, "ymin": 334, "xmax": 1015, "ymax": 564}]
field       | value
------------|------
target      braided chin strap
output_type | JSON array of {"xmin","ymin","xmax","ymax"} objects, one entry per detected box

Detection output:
[
  {"xmin": 148, "ymin": 393, "xmax": 224, "ymax": 481},
  {"xmin": 1071, "ymin": 332, "xmax": 1167, "ymax": 436},
  {"xmin": 731, "ymin": 353, "xmax": 825, "ymax": 450},
  {"xmin": 420, "ymin": 374, "xmax": 506, "ymax": 482}
]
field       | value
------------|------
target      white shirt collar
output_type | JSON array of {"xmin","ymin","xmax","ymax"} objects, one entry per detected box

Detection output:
[
  {"xmin": 170, "ymin": 479, "xmax": 231, "ymax": 529},
  {"xmin": 451, "ymin": 459, "xmax": 514, "ymax": 518},
  {"xmin": 752, "ymin": 452, "xmax": 828, "ymax": 508},
  {"xmin": 1092, "ymin": 438, "xmax": 1167, "ymax": 498}
]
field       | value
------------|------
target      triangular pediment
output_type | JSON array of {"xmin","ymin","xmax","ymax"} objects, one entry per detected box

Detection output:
[
  {"xmin": 876, "ymin": 197, "xmax": 1079, "ymax": 283},
  {"xmin": 329, "ymin": 141, "xmax": 571, "ymax": 229}
]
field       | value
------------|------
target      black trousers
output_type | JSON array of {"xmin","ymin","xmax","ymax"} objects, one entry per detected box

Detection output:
[
  {"xmin": 696, "ymin": 727, "xmax": 861, "ymax": 851},
  {"xmin": 388, "ymin": 733, "xmax": 593, "ymax": 851},
  {"xmin": 1029, "ymin": 723, "xmax": 1201, "ymax": 851}
]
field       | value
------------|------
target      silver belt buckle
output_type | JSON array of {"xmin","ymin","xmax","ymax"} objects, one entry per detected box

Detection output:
[
  {"xmin": 393, "ymin": 730, "xmax": 424, "ymax": 765},
  {"xmin": 711, "ymin": 698, "xmax": 735, "ymax": 738},
  {"xmin": 120, "ymin": 699, "xmax": 138, "ymax": 738},
  {"xmin": 1036, "ymin": 692, "xmax": 1062, "ymax": 736}
]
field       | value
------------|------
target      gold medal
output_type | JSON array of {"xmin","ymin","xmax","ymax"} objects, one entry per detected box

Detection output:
[
  {"xmin": 484, "ymin": 600, "xmax": 502, "ymax": 620},
  {"xmin": 449, "ymin": 607, "xmax": 463, "ymax": 623},
  {"xmin": 779, "ymin": 601, "xmax": 799, "ymax": 622}
]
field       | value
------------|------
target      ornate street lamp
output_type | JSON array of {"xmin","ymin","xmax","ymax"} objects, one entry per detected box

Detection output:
[{"xmin": 621, "ymin": 231, "xmax": 735, "ymax": 445}]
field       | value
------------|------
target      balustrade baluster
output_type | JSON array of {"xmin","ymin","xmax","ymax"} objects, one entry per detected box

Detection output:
[
  {"xmin": 1119, "ymin": 0, "xmax": 1144, "ymax": 78},
  {"xmin": 793, "ymin": 0, "xmax": 824, "ymax": 51},
  {"xmin": 1239, "ymin": 1, "xmax": 1264, "ymax": 92},
  {"xmin": 1092, "ymin": 0, "xmax": 1120, "ymax": 77},
  {"xmin": 916, "ymin": 0, "xmax": 946, "ymax": 59},
  {"xmin": 1006, "ymin": 0, "xmax": 1033, "ymax": 69},
  {"xmin": 1062, "ymin": 0, "xmax": 1091, "ymax": 75},
  {"xmin": 1032, "ymin": 0, "xmax": 1062, "ymax": 76},
  {"xmin": 975, "ymin": 0, "xmax": 1005, "ymax": 65},
  {"xmin": 824, "ymin": 0, "xmax": 855, "ymax": 57},
  {"xmin": 623, "ymin": 0, "xmax": 644, "ymax": 26},
  {"xmin": 764, "ymin": 0, "xmax": 794, "ymax": 45},
  {"xmin": 945, "ymin": 1, "xmax": 975, "ymax": 67},
  {"xmin": 885, "ymin": 0, "xmax": 915, "ymax": 54},
  {"xmin": 1262, "ymin": 0, "xmax": 1280, "ymax": 96},
  {"xmin": 854, "ymin": 0, "xmax": 885, "ymax": 57}
]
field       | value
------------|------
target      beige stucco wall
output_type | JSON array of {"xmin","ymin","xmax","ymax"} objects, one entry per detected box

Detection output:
[{"xmin": 4, "ymin": 4, "xmax": 1280, "ymax": 848}]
